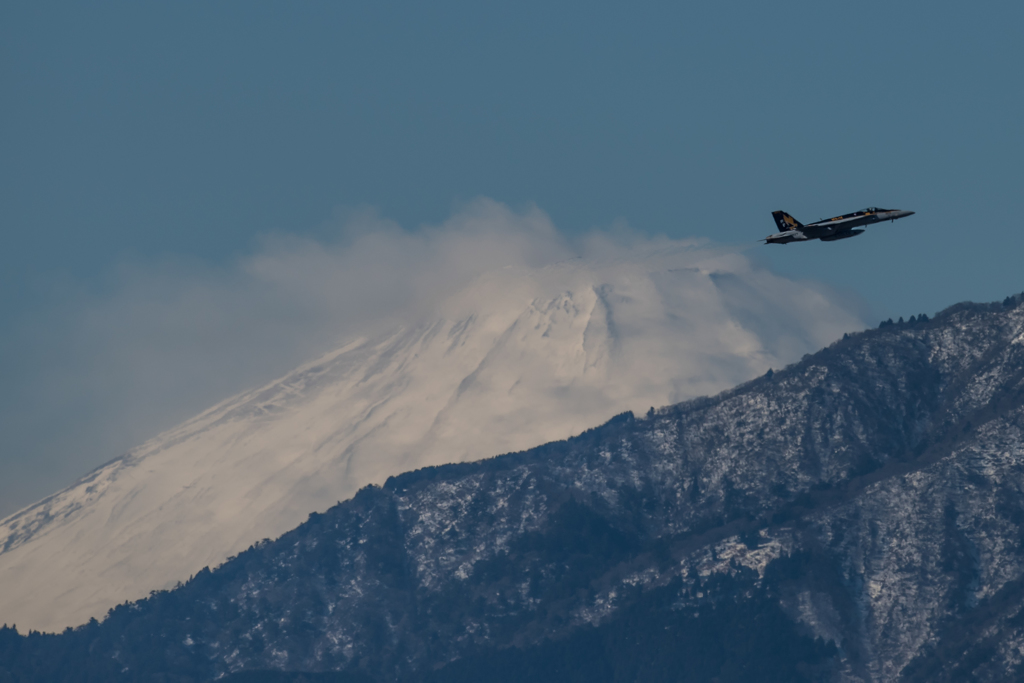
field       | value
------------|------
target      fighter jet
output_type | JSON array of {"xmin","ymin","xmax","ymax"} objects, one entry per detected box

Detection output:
[{"xmin": 764, "ymin": 207, "xmax": 915, "ymax": 245}]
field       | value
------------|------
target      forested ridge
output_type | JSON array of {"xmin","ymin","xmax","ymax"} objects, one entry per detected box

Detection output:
[{"xmin": 5, "ymin": 298, "xmax": 1024, "ymax": 682}]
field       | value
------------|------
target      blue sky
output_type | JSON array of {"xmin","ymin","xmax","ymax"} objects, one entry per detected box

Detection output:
[
  {"xmin": 4, "ymin": 1, "xmax": 1022, "ymax": 319},
  {"xmin": 1, "ymin": 1, "xmax": 1022, "ymax": 512}
]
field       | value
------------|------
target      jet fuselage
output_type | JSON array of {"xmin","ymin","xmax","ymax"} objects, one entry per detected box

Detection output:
[{"xmin": 765, "ymin": 207, "xmax": 914, "ymax": 245}]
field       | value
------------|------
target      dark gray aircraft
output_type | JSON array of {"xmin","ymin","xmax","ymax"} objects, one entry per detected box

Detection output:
[{"xmin": 764, "ymin": 207, "xmax": 915, "ymax": 244}]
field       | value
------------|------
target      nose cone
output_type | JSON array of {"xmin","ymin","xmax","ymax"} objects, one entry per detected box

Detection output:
[{"xmin": 897, "ymin": 210, "xmax": 915, "ymax": 218}]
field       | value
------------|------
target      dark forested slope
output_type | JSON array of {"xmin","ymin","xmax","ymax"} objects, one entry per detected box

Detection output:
[{"xmin": 5, "ymin": 297, "xmax": 1024, "ymax": 682}]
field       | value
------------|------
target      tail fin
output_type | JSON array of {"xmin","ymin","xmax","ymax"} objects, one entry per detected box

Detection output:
[{"xmin": 772, "ymin": 211, "xmax": 803, "ymax": 232}]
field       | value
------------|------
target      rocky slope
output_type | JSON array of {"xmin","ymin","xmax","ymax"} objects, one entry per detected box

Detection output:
[{"xmin": 4, "ymin": 296, "xmax": 1024, "ymax": 682}]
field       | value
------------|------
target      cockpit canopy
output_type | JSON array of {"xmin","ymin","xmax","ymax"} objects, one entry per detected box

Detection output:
[{"xmin": 865, "ymin": 207, "xmax": 893, "ymax": 212}]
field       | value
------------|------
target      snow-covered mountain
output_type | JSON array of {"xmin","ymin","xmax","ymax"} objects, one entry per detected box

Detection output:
[
  {"xmin": 6, "ymin": 297, "xmax": 1024, "ymax": 682},
  {"xmin": 0, "ymin": 244, "xmax": 862, "ymax": 633}
]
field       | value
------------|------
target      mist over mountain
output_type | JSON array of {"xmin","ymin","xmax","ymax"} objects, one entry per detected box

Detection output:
[
  {"xmin": 4, "ymin": 296, "xmax": 1024, "ymax": 682},
  {"xmin": 0, "ymin": 234, "xmax": 862, "ymax": 635}
]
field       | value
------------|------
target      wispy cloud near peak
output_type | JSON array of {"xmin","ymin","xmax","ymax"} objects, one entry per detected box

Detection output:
[{"xmin": 0, "ymin": 198, "xmax": 865, "ymax": 521}]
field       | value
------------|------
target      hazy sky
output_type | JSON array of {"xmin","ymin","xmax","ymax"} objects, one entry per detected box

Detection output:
[{"xmin": 2, "ymin": 1, "xmax": 1022, "ymax": 513}]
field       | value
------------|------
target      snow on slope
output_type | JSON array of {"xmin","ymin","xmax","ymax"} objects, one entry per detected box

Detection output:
[{"xmin": 0, "ymin": 243, "xmax": 863, "ymax": 632}]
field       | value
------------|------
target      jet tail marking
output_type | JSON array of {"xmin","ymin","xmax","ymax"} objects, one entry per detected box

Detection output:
[{"xmin": 772, "ymin": 211, "xmax": 803, "ymax": 232}]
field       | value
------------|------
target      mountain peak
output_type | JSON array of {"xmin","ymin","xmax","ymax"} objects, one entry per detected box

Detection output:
[
  {"xmin": 4, "ymin": 296, "xmax": 1023, "ymax": 681},
  {"xmin": 0, "ymin": 251, "xmax": 862, "ymax": 633}
]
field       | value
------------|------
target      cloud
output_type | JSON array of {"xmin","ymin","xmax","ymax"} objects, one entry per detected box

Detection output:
[{"xmin": 0, "ymin": 199, "xmax": 867, "ymax": 518}]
